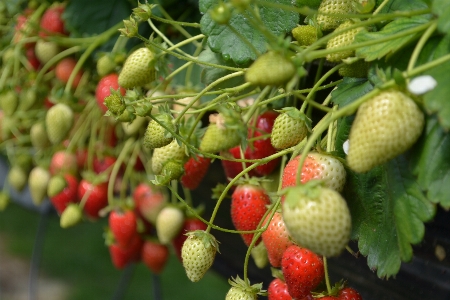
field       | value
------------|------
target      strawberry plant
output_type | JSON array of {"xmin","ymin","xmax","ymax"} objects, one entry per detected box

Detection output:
[{"xmin": 1, "ymin": 0, "xmax": 450, "ymax": 299}]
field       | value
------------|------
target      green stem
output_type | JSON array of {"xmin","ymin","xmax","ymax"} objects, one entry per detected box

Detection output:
[
  {"xmin": 323, "ymin": 256, "xmax": 332, "ymax": 294},
  {"xmin": 407, "ymin": 20, "xmax": 438, "ymax": 73},
  {"xmin": 150, "ymin": 14, "xmax": 200, "ymax": 28}
]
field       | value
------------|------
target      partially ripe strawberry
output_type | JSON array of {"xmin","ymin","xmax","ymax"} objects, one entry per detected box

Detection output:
[
  {"xmin": 26, "ymin": 47, "xmax": 41, "ymax": 70},
  {"xmin": 245, "ymin": 51, "xmax": 296, "ymax": 87},
  {"xmin": 326, "ymin": 21, "xmax": 362, "ymax": 63},
  {"xmin": 271, "ymin": 108, "xmax": 309, "ymax": 150},
  {"xmin": 133, "ymin": 183, "xmax": 167, "ymax": 224},
  {"xmin": 317, "ymin": 0, "xmax": 355, "ymax": 31},
  {"xmin": 49, "ymin": 151, "xmax": 78, "ymax": 176},
  {"xmin": 155, "ymin": 205, "xmax": 184, "ymax": 244},
  {"xmin": 347, "ymin": 89, "xmax": 424, "ymax": 173},
  {"xmin": 282, "ymin": 182, "xmax": 351, "ymax": 257},
  {"xmin": 181, "ymin": 156, "xmax": 211, "ymax": 190},
  {"xmin": 95, "ymin": 73, "xmax": 126, "ymax": 113},
  {"xmin": 118, "ymin": 47, "xmax": 156, "ymax": 89},
  {"xmin": 141, "ymin": 240, "xmax": 169, "ymax": 274},
  {"xmin": 49, "ymin": 174, "xmax": 79, "ymax": 215},
  {"xmin": 45, "ymin": 103, "xmax": 74, "ymax": 145},
  {"xmin": 39, "ymin": 4, "xmax": 67, "ymax": 37}
]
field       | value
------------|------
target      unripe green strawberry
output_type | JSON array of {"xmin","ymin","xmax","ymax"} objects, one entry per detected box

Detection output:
[
  {"xmin": 29, "ymin": 166, "xmax": 51, "ymax": 205},
  {"xmin": 96, "ymin": 54, "xmax": 116, "ymax": 77},
  {"xmin": 156, "ymin": 205, "xmax": 184, "ymax": 244},
  {"xmin": 104, "ymin": 93, "xmax": 125, "ymax": 116},
  {"xmin": 8, "ymin": 165, "xmax": 27, "ymax": 192},
  {"xmin": 154, "ymin": 160, "xmax": 184, "ymax": 186},
  {"xmin": 30, "ymin": 121, "xmax": 51, "ymax": 150},
  {"xmin": 19, "ymin": 88, "xmax": 38, "ymax": 111},
  {"xmin": 270, "ymin": 107, "xmax": 310, "ymax": 150},
  {"xmin": 225, "ymin": 276, "xmax": 266, "ymax": 300},
  {"xmin": 338, "ymin": 60, "xmax": 369, "ymax": 78},
  {"xmin": 317, "ymin": 0, "xmax": 355, "ymax": 31},
  {"xmin": 347, "ymin": 89, "xmax": 424, "ymax": 173},
  {"xmin": 245, "ymin": 51, "xmax": 296, "ymax": 87},
  {"xmin": 118, "ymin": 47, "xmax": 156, "ymax": 88},
  {"xmin": 152, "ymin": 139, "xmax": 186, "ymax": 174},
  {"xmin": 250, "ymin": 242, "xmax": 269, "ymax": 269},
  {"xmin": 122, "ymin": 116, "xmax": 148, "ymax": 136},
  {"xmin": 1, "ymin": 115, "xmax": 14, "ymax": 141},
  {"xmin": 292, "ymin": 25, "xmax": 319, "ymax": 46},
  {"xmin": 326, "ymin": 20, "xmax": 362, "ymax": 63},
  {"xmin": 1, "ymin": 90, "xmax": 19, "ymax": 116},
  {"xmin": 181, "ymin": 230, "xmax": 218, "ymax": 282},
  {"xmin": 47, "ymin": 175, "xmax": 66, "ymax": 198},
  {"xmin": 60, "ymin": 203, "xmax": 82, "ymax": 228},
  {"xmin": 282, "ymin": 181, "xmax": 351, "ymax": 257},
  {"xmin": 35, "ymin": 40, "xmax": 60, "ymax": 64},
  {"xmin": 45, "ymin": 103, "xmax": 74, "ymax": 145},
  {"xmin": 144, "ymin": 115, "xmax": 175, "ymax": 150}
]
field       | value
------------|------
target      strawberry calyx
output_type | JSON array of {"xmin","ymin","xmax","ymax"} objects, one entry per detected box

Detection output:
[
  {"xmin": 270, "ymin": 267, "xmax": 285, "ymax": 281},
  {"xmin": 282, "ymin": 180, "xmax": 325, "ymax": 208},
  {"xmin": 228, "ymin": 275, "xmax": 267, "ymax": 296},
  {"xmin": 276, "ymin": 106, "xmax": 312, "ymax": 131},
  {"xmin": 312, "ymin": 281, "xmax": 346, "ymax": 298},
  {"xmin": 186, "ymin": 230, "xmax": 220, "ymax": 253}
]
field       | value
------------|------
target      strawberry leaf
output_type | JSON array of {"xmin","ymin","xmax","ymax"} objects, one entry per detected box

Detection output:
[
  {"xmin": 411, "ymin": 116, "xmax": 450, "ymax": 209},
  {"xmin": 376, "ymin": 0, "xmax": 429, "ymax": 13},
  {"xmin": 344, "ymin": 156, "xmax": 435, "ymax": 279},
  {"xmin": 331, "ymin": 77, "xmax": 374, "ymax": 107},
  {"xmin": 199, "ymin": 0, "xmax": 299, "ymax": 65},
  {"xmin": 355, "ymin": 16, "xmax": 431, "ymax": 61},
  {"xmin": 432, "ymin": 0, "xmax": 450, "ymax": 33}
]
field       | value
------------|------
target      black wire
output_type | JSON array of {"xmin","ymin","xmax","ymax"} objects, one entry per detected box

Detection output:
[
  {"xmin": 112, "ymin": 263, "xmax": 136, "ymax": 300},
  {"xmin": 152, "ymin": 273, "xmax": 163, "ymax": 300}
]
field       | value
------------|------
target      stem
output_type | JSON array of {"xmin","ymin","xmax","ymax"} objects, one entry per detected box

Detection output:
[
  {"xmin": 323, "ymin": 256, "xmax": 332, "ymax": 294},
  {"xmin": 150, "ymin": 15, "xmax": 200, "ymax": 28},
  {"xmin": 407, "ymin": 21, "xmax": 438, "ymax": 73}
]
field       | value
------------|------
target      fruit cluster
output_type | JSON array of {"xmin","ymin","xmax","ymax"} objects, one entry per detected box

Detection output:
[{"xmin": 1, "ymin": 0, "xmax": 448, "ymax": 299}]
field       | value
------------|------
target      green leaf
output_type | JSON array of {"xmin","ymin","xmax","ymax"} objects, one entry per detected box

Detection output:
[
  {"xmin": 432, "ymin": 0, "xmax": 450, "ymax": 33},
  {"xmin": 199, "ymin": 0, "xmax": 299, "ymax": 65},
  {"xmin": 344, "ymin": 156, "xmax": 435, "ymax": 278},
  {"xmin": 376, "ymin": 0, "xmax": 429, "ymax": 13},
  {"xmin": 411, "ymin": 116, "xmax": 450, "ymax": 209},
  {"xmin": 331, "ymin": 77, "xmax": 374, "ymax": 107},
  {"xmin": 355, "ymin": 16, "xmax": 430, "ymax": 61}
]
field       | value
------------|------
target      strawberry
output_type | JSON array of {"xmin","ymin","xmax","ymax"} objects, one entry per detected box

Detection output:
[
  {"xmin": 156, "ymin": 160, "xmax": 185, "ymax": 185},
  {"xmin": 141, "ymin": 240, "xmax": 169, "ymax": 274},
  {"xmin": 317, "ymin": 0, "xmax": 356, "ymax": 31},
  {"xmin": 49, "ymin": 174, "xmax": 79, "ymax": 215},
  {"xmin": 39, "ymin": 4, "xmax": 67, "ymax": 37},
  {"xmin": 221, "ymin": 146, "xmax": 258, "ymax": 180},
  {"xmin": 282, "ymin": 152, "xmax": 346, "ymax": 193},
  {"xmin": 93, "ymin": 155, "xmax": 117, "ymax": 175},
  {"xmin": 347, "ymin": 89, "xmax": 424, "ymax": 173},
  {"xmin": 55, "ymin": 57, "xmax": 83, "ymax": 88},
  {"xmin": 231, "ymin": 184, "xmax": 271, "ymax": 247},
  {"xmin": 143, "ymin": 116, "xmax": 175, "ymax": 150},
  {"xmin": 132, "ymin": 183, "xmax": 167, "ymax": 224},
  {"xmin": 35, "ymin": 40, "xmax": 60, "ymax": 65},
  {"xmin": 282, "ymin": 182, "xmax": 351, "ymax": 257},
  {"xmin": 104, "ymin": 92, "xmax": 125, "ymax": 117},
  {"xmin": 78, "ymin": 178, "xmax": 108, "ymax": 219},
  {"xmin": 96, "ymin": 54, "xmax": 117, "ymax": 77},
  {"xmin": 151, "ymin": 139, "xmax": 186, "ymax": 175},
  {"xmin": 225, "ymin": 276, "xmax": 266, "ymax": 300},
  {"xmin": 26, "ymin": 47, "xmax": 41, "ymax": 70},
  {"xmin": 155, "ymin": 205, "xmax": 184, "ymax": 244},
  {"xmin": 250, "ymin": 242, "xmax": 269, "ymax": 269},
  {"xmin": 245, "ymin": 51, "xmax": 296, "ymax": 87},
  {"xmin": 292, "ymin": 25, "xmax": 319, "ymax": 47},
  {"xmin": 1, "ymin": 90, "xmax": 19, "ymax": 116},
  {"xmin": 118, "ymin": 47, "xmax": 156, "ymax": 89},
  {"xmin": 270, "ymin": 108, "xmax": 310, "ymax": 150},
  {"xmin": 268, "ymin": 278, "xmax": 292, "ymax": 300},
  {"xmin": 95, "ymin": 73, "xmax": 126, "ymax": 113},
  {"xmin": 261, "ymin": 211, "xmax": 294, "ymax": 268},
  {"xmin": 122, "ymin": 115, "xmax": 148, "ymax": 136},
  {"xmin": 109, "ymin": 210, "xmax": 138, "ymax": 248},
  {"xmin": 338, "ymin": 60, "xmax": 369, "ymax": 78},
  {"xmin": 320, "ymin": 287, "xmax": 362, "ymax": 300},
  {"xmin": 180, "ymin": 156, "xmax": 211, "ymax": 190},
  {"xmin": 49, "ymin": 150, "xmax": 78, "ymax": 176},
  {"xmin": 199, "ymin": 112, "xmax": 243, "ymax": 154},
  {"xmin": 326, "ymin": 20, "xmax": 362, "ymax": 63},
  {"xmin": 0, "ymin": 192, "xmax": 10, "ymax": 211},
  {"xmin": 28, "ymin": 166, "xmax": 51, "ymax": 205},
  {"xmin": 172, "ymin": 218, "xmax": 208, "ymax": 261},
  {"xmin": 8, "ymin": 165, "xmax": 27, "ymax": 192},
  {"xmin": 45, "ymin": 103, "xmax": 74, "ymax": 145},
  {"xmin": 109, "ymin": 234, "xmax": 143, "ymax": 270},
  {"xmin": 181, "ymin": 230, "xmax": 218, "ymax": 282},
  {"xmin": 281, "ymin": 245, "xmax": 324, "ymax": 300},
  {"xmin": 60, "ymin": 204, "xmax": 82, "ymax": 228}
]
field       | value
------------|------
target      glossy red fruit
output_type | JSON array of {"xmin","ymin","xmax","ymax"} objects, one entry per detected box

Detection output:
[
  {"xmin": 55, "ymin": 57, "xmax": 83, "ymax": 88},
  {"xmin": 262, "ymin": 211, "xmax": 294, "ymax": 268},
  {"xmin": 76, "ymin": 148, "xmax": 88, "ymax": 169},
  {"xmin": 141, "ymin": 240, "xmax": 169, "ymax": 274},
  {"xmin": 39, "ymin": 4, "xmax": 67, "ymax": 37},
  {"xmin": 221, "ymin": 146, "xmax": 258, "ymax": 180},
  {"xmin": 172, "ymin": 218, "xmax": 207, "ymax": 261},
  {"xmin": 268, "ymin": 278, "xmax": 292, "ymax": 300},
  {"xmin": 93, "ymin": 155, "xmax": 117, "ymax": 175},
  {"xmin": 109, "ymin": 210, "xmax": 138, "ymax": 248},
  {"xmin": 281, "ymin": 245, "xmax": 324, "ymax": 300},
  {"xmin": 321, "ymin": 287, "xmax": 363, "ymax": 300},
  {"xmin": 181, "ymin": 156, "xmax": 211, "ymax": 190},
  {"xmin": 109, "ymin": 235, "xmax": 143, "ymax": 270},
  {"xmin": 49, "ymin": 150, "xmax": 78, "ymax": 176},
  {"xmin": 231, "ymin": 184, "xmax": 271, "ymax": 246},
  {"xmin": 78, "ymin": 179, "xmax": 108, "ymax": 219},
  {"xmin": 26, "ymin": 48, "xmax": 41, "ymax": 70},
  {"xmin": 132, "ymin": 183, "xmax": 166, "ymax": 224},
  {"xmin": 95, "ymin": 73, "xmax": 126, "ymax": 113},
  {"xmin": 50, "ymin": 174, "xmax": 79, "ymax": 215}
]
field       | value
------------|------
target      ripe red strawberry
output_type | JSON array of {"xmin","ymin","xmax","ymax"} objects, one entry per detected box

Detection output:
[
  {"xmin": 231, "ymin": 184, "xmax": 271, "ymax": 246},
  {"xmin": 132, "ymin": 183, "xmax": 167, "ymax": 224},
  {"xmin": 26, "ymin": 47, "xmax": 41, "ymax": 70},
  {"xmin": 141, "ymin": 240, "xmax": 169, "ymax": 274},
  {"xmin": 39, "ymin": 4, "xmax": 67, "ymax": 37},
  {"xmin": 109, "ymin": 235, "xmax": 143, "ymax": 270},
  {"xmin": 119, "ymin": 47, "xmax": 156, "ymax": 88},
  {"xmin": 172, "ymin": 218, "xmax": 208, "ymax": 261},
  {"xmin": 49, "ymin": 174, "xmax": 79, "ymax": 215},
  {"xmin": 181, "ymin": 156, "xmax": 211, "ymax": 190},
  {"xmin": 55, "ymin": 57, "xmax": 83, "ymax": 88},
  {"xmin": 109, "ymin": 210, "xmax": 138, "ymax": 248},
  {"xmin": 221, "ymin": 146, "xmax": 258, "ymax": 180},
  {"xmin": 49, "ymin": 151, "xmax": 78, "ymax": 176},
  {"xmin": 156, "ymin": 206, "xmax": 185, "ymax": 244},
  {"xmin": 281, "ymin": 245, "xmax": 324, "ymax": 300},
  {"xmin": 93, "ymin": 155, "xmax": 117, "ymax": 175},
  {"xmin": 268, "ymin": 278, "xmax": 292, "ymax": 300},
  {"xmin": 320, "ymin": 287, "xmax": 362, "ymax": 300},
  {"xmin": 282, "ymin": 152, "xmax": 346, "ymax": 194},
  {"xmin": 261, "ymin": 211, "xmax": 294, "ymax": 268},
  {"xmin": 347, "ymin": 89, "xmax": 424, "ymax": 173},
  {"xmin": 78, "ymin": 178, "xmax": 108, "ymax": 219},
  {"xmin": 95, "ymin": 73, "xmax": 126, "ymax": 113},
  {"xmin": 282, "ymin": 182, "xmax": 351, "ymax": 257}
]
